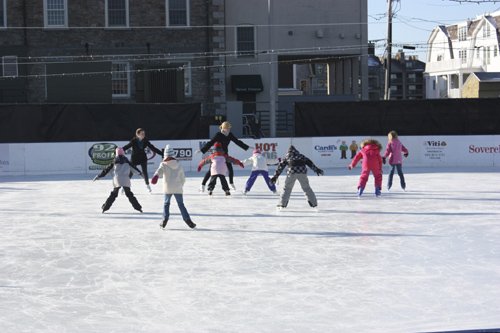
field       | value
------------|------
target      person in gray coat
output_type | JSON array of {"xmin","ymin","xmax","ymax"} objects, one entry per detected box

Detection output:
[
  {"xmin": 270, "ymin": 145, "xmax": 324, "ymax": 208},
  {"xmin": 94, "ymin": 147, "xmax": 143, "ymax": 213}
]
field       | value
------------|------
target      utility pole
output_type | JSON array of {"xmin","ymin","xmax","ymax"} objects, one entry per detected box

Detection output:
[
  {"xmin": 384, "ymin": 0, "xmax": 393, "ymax": 100},
  {"xmin": 268, "ymin": 0, "xmax": 276, "ymax": 137}
]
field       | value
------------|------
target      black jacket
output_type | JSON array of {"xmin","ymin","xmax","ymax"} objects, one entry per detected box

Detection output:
[
  {"xmin": 201, "ymin": 132, "xmax": 249, "ymax": 154},
  {"xmin": 274, "ymin": 146, "xmax": 322, "ymax": 177},
  {"xmin": 123, "ymin": 137, "xmax": 163, "ymax": 164}
]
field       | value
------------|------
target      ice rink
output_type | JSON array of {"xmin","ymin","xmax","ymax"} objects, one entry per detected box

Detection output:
[{"xmin": 1, "ymin": 167, "xmax": 500, "ymax": 333}]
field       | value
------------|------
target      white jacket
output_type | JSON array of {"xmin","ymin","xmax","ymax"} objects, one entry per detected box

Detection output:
[
  {"xmin": 242, "ymin": 153, "xmax": 269, "ymax": 171},
  {"xmin": 154, "ymin": 159, "xmax": 185, "ymax": 194}
]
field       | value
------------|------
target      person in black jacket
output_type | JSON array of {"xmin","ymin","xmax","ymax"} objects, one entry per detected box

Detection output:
[
  {"xmin": 122, "ymin": 128, "xmax": 163, "ymax": 192},
  {"xmin": 199, "ymin": 121, "xmax": 249, "ymax": 191},
  {"xmin": 270, "ymin": 145, "xmax": 324, "ymax": 209}
]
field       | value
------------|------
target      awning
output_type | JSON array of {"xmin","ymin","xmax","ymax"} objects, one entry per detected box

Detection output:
[{"xmin": 231, "ymin": 75, "xmax": 263, "ymax": 93}]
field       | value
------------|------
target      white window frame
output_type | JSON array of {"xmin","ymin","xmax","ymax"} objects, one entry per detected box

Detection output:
[
  {"xmin": 105, "ymin": 0, "xmax": 129, "ymax": 28},
  {"xmin": 43, "ymin": 0, "xmax": 68, "ymax": 28},
  {"xmin": 0, "ymin": 0, "xmax": 7, "ymax": 28},
  {"xmin": 111, "ymin": 62, "xmax": 130, "ymax": 98},
  {"xmin": 459, "ymin": 49, "xmax": 467, "ymax": 64},
  {"xmin": 2, "ymin": 56, "xmax": 18, "ymax": 77},
  {"xmin": 458, "ymin": 26, "xmax": 467, "ymax": 41},
  {"xmin": 235, "ymin": 25, "xmax": 256, "ymax": 58},
  {"xmin": 183, "ymin": 62, "xmax": 192, "ymax": 97},
  {"xmin": 166, "ymin": 0, "xmax": 190, "ymax": 27}
]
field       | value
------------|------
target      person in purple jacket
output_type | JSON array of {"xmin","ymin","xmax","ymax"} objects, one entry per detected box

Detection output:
[{"xmin": 383, "ymin": 130, "xmax": 409, "ymax": 191}]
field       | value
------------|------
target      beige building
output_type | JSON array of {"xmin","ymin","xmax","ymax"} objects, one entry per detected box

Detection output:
[{"xmin": 462, "ymin": 72, "xmax": 500, "ymax": 98}]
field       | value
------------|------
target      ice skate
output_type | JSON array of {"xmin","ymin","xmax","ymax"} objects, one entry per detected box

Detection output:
[
  {"xmin": 225, "ymin": 191, "xmax": 231, "ymax": 196},
  {"xmin": 199, "ymin": 185, "xmax": 205, "ymax": 193},
  {"xmin": 230, "ymin": 183, "xmax": 236, "ymax": 191},
  {"xmin": 160, "ymin": 219, "xmax": 168, "ymax": 229},
  {"xmin": 146, "ymin": 184, "xmax": 152, "ymax": 193},
  {"xmin": 375, "ymin": 187, "xmax": 382, "ymax": 197},
  {"xmin": 357, "ymin": 187, "xmax": 364, "ymax": 197},
  {"xmin": 184, "ymin": 219, "xmax": 196, "ymax": 229},
  {"xmin": 208, "ymin": 191, "xmax": 213, "ymax": 196}
]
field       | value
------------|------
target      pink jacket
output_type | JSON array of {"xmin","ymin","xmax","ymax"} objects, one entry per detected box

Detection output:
[
  {"xmin": 198, "ymin": 153, "xmax": 243, "ymax": 176},
  {"xmin": 383, "ymin": 138, "xmax": 408, "ymax": 165},
  {"xmin": 350, "ymin": 143, "xmax": 382, "ymax": 173}
]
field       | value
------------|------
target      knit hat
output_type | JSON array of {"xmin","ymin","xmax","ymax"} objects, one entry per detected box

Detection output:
[
  {"xmin": 253, "ymin": 148, "xmax": 261, "ymax": 154},
  {"xmin": 213, "ymin": 142, "xmax": 224, "ymax": 155},
  {"xmin": 164, "ymin": 144, "xmax": 175, "ymax": 158},
  {"xmin": 115, "ymin": 147, "xmax": 125, "ymax": 156}
]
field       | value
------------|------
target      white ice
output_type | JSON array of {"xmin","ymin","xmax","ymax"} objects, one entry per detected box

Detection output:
[{"xmin": 1, "ymin": 167, "xmax": 500, "ymax": 333}]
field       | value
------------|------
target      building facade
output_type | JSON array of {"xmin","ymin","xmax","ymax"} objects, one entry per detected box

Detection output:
[
  {"xmin": 0, "ymin": 0, "xmax": 215, "ymax": 104},
  {"xmin": 425, "ymin": 11, "xmax": 500, "ymax": 99}
]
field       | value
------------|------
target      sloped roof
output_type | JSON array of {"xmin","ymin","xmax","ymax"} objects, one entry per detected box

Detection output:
[{"xmin": 472, "ymin": 72, "xmax": 500, "ymax": 82}]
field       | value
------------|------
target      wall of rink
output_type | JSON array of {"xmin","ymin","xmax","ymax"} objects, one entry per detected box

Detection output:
[{"xmin": 1, "ymin": 135, "xmax": 500, "ymax": 176}]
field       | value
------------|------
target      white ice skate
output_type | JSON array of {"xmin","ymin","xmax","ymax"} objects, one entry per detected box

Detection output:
[
  {"xmin": 199, "ymin": 185, "xmax": 205, "ymax": 192},
  {"xmin": 230, "ymin": 183, "xmax": 236, "ymax": 191},
  {"xmin": 147, "ymin": 184, "xmax": 152, "ymax": 193}
]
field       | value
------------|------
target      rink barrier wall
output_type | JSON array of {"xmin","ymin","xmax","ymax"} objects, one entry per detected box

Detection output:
[{"xmin": 1, "ymin": 136, "xmax": 500, "ymax": 176}]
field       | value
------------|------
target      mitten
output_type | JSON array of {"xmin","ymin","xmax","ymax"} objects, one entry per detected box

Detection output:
[
  {"xmin": 348, "ymin": 165, "xmax": 353, "ymax": 170},
  {"xmin": 151, "ymin": 175, "xmax": 159, "ymax": 185},
  {"xmin": 316, "ymin": 168, "xmax": 324, "ymax": 176},
  {"xmin": 382, "ymin": 157, "xmax": 386, "ymax": 164},
  {"xmin": 404, "ymin": 152, "xmax": 409, "ymax": 158},
  {"xmin": 197, "ymin": 165, "xmax": 202, "ymax": 172},
  {"xmin": 238, "ymin": 162, "xmax": 244, "ymax": 168}
]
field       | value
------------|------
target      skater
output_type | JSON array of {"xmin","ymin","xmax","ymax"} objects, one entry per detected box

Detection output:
[
  {"xmin": 348, "ymin": 139, "xmax": 383, "ymax": 197},
  {"xmin": 122, "ymin": 128, "xmax": 163, "ymax": 192},
  {"xmin": 339, "ymin": 141, "xmax": 348, "ymax": 159},
  {"xmin": 151, "ymin": 145, "xmax": 195, "ymax": 229},
  {"xmin": 197, "ymin": 142, "xmax": 244, "ymax": 196},
  {"xmin": 199, "ymin": 121, "xmax": 249, "ymax": 191},
  {"xmin": 94, "ymin": 147, "xmax": 143, "ymax": 213},
  {"xmin": 198, "ymin": 148, "xmax": 214, "ymax": 192},
  {"xmin": 349, "ymin": 140, "xmax": 358, "ymax": 159},
  {"xmin": 270, "ymin": 145, "xmax": 324, "ymax": 208},
  {"xmin": 242, "ymin": 148, "xmax": 277, "ymax": 195},
  {"xmin": 383, "ymin": 130, "xmax": 409, "ymax": 191}
]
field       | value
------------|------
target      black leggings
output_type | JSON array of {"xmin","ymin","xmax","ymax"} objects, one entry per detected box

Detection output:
[
  {"xmin": 130, "ymin": 161, "xmax": 149, "ymax": 185},
  {"xmin": 202, "ymin": 162, "xmax": 234, "ymax": 185}
]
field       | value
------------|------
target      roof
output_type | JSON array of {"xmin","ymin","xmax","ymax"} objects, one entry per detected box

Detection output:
[{"xmin": 472, "ymin": 72, "xmax": 500, "ymax": 82}]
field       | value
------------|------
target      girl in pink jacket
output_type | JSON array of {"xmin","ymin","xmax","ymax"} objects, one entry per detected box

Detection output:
[
  {"xmin": 197, "ymin": 142, "xmax": 244, "ymax": 196},
  {"xmin": 383, "ymin": 130, "xmax": 409, "ymax": 191},
  {"xmin": 348, "ymin": 139, "xmax": 383, "ymax": 197}
]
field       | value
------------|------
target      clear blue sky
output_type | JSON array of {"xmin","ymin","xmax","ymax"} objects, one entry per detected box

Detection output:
[{"xmin": 368, "ymin": 0, "xmax": 500, "ymax": 59}]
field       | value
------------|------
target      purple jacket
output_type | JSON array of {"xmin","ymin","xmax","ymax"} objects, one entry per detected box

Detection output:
[{"xmin": 383, "ymin": 138, "xmax": 408, "ymax": 165}]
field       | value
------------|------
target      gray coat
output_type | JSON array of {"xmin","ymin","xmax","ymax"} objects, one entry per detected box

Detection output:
[{"xmin": 98, "ymin": 156, "xmax": 141, "ymax": 188}]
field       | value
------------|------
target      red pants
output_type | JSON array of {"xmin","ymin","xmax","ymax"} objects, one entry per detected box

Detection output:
[{"xmin": 358, "ymin": 167, "xmax": 382, "ymax": 189}]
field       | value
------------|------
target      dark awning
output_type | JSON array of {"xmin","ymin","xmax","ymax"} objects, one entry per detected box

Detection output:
[{"xmin": 231, "ymin": 75, "xmax": 263, "ymax": 93}]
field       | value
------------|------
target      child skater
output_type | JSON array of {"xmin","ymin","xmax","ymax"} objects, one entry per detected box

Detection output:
[
  {"xmin": 242, "ymin": 148, "xmax": 277, "ymax": 195},
  {"xmin": 270, "ymin": 145, "xmax": 324, "ymax": 208},
  {"xmin": 151, "ymin": 145, "xmax": 196, "ymax": 229},
  {"xmin": 197, "ymin": 142, "xmax": 244, "ymax": 196},
  {"xmin": 94, "ymin": 147, "xmax": 143, "ymax": 213},
  {"xmin": 383, "ymin": 130, "xmax": 409, "ymax": 191},
  {"xmin": 348, "ymin": 139, "xmax": 383, "ymax": 197},
  {"xmin": 123, "ymin": 128, "xmax": 163, "ymax": 192},
  {"xmin": 198, "ymin": 148, "xmax": 214, "ymax": 192},
  {"xmin": 199, "ymin": 121, "xmax": 249, "ymax": 191}
]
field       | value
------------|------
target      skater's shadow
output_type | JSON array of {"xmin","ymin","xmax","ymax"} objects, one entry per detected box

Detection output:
[
  {"xmin": 171, "ymin": 227, "xmax": 433, "ymax": 238},
  {"xmin": 192, "ymin": 212, "xmax": 311, "ymax": 218},
  {"xmin": 326, "ymin": 209, "xmax": 498, "ymax": 216}
]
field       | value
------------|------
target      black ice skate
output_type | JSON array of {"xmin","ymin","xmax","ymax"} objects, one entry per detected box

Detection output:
[
  {"xmin": 160, "ymin": 219, "xmax": 168, "ymax": 229},
  {"xmin": 184, "ymin": 219, "xmax": 196, "ymax": 229}
]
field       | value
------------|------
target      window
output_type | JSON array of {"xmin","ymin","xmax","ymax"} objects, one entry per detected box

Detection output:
[
  {"xmin": 183, "ymin": 62, "xmax": 192, "ymax": 96},
  {"xmin": 44, "ymin": 0, "xmax": 68, "ymax": 27},
  {"xmin": 483, "ymin": 24, "xmax": 491, "ymax": 38},
  {"xmin": 236, "ymin": 26, "xmax": 255, "ymax": 57},
  {"xmin": 111, "ymin": 62, "xmax": 130, "ymax": 97},
  {"xmin": 486, "ymin": 46, "xmax": 491, "ymax": 65},
  {"xmin": 2, "ymin": 56, "xmax": 18, "ymax": 77},
  {"xmin": 459, "ymin": 49, "xmax": 467, "ymax": 64},
  {"xmin": 166, "ymin": 0, "xmax": 189, "ymax": 26},
  {"xmin": 458, "ymin": 26, "xmax": 467, "ymax": 41},
  {"xmin": 437, "ymin": 55, "xmax": 443, "ymax": 62},
  {"xmin": 106, "ymin": 0, "xmax": 129, "ymax": 27},
  {"xmin": 0, "ymin": 0, "xmax": 6, "ymax": 28},
  {"xmin": 495, "ymin": 46, "xmax": 498, "ymax": 57}
]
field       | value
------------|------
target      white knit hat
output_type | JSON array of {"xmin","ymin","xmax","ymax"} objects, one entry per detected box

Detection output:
[{"xmin": 164, "ymin": 144, "xmax": 175, "ymax": 158}]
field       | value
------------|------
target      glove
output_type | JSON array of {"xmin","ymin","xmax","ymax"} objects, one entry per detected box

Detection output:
[
  {"xmin": 348, "ymin": 165, "xmax": 353, "ymax": 170},
  {"xmin": 270, "ymin": 176, "xmax": 278, "ymax": 184},
  {"xmin": 316, "ymin": 168, "xmax": 324, "ymax": 176},
  {"xmin": 382, "ymin": 157, "xmax": 386, "ymax": 165},
  {"xmin": 93, "ymin": 175, "xmax": 100, "ymax": 181},
  {"xmin": 404, "ymin": 152, "xmax": 409, "ymax": 158},
  {"xmin": 238, "ymin": 162, "xmax": 244, "ymax": 168},
  {"xmin": 197, "ymin": 165, "xmax": 202, "ymax": 172},
  {"xmin": 151, "ymin": 175, "xmax": 159, "ymax": 185}
]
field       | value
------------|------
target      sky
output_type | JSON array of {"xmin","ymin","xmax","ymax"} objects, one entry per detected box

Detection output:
[{"xmin": 368, "ymin": 0, "xmax": 500, "ymax": 59}]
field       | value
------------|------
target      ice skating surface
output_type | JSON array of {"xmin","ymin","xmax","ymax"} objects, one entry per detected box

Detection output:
[{"xmin": 1, "ymin": 168, "xmax": 500, "ymax": 333}]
